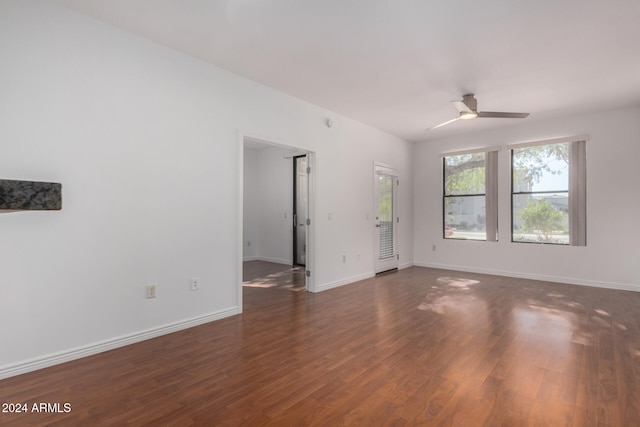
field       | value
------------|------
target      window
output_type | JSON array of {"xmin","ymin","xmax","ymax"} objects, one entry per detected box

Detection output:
[
  {"xmin": 510, "ymin": 137, "xmax": 586, "ymax": 245},
  {"xmin": 443, "ymin": 148, "xmax": 498, "ymax": 241}
]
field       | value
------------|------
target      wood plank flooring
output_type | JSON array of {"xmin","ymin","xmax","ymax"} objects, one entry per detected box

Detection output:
[{"xmin": 2, "ymin": 266, "xmax": 640, "ymax": 426}]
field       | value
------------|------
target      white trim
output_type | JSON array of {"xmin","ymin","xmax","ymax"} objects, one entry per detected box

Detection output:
[
  {"xmin": 507, "ymin": 134, "xmax": 590, "ymax": 150},
  {"xmin": 237, "ymin": 132, "xmax": 245, "ymax": 313},
  {"xmin": 243, "ymin": 134, "xmax": 315, "ymax": 153},
  {"xmin": 374, "ymin": 162, "xmax": 399, "ymax": 176},
  {"xmin": 317, "ymin": 265, "xmax": 414, "ymax": 293},
  {"xmin": 440, "ymin": 145, "xmax": 501, "ymax": 157},
  {"xmin": 316, "ymin": 272, "xmax": 376, "ymax": 293},
  {"xmin": 413, "ymin": 262, "xmax": 640, "ymax": 293},
  {"xmin": 0, "ymin": 307, "xmax": 240, "ymax": 380},
  {"xmin": 306, "ymin": 152, "xmax": 317, "ymax": 292}
]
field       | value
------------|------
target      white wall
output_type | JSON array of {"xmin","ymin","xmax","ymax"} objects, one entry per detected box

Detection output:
[
  {"xmin": 0, "ymin": 0, "xmax": 413, "ymax": 377},
  {"xmin": 313, "ymin": 125, "xmax": 415, "ymax": 290},
  {"xmin": 414, "ymin": 106, "xmax": 640, "ymax": 290},
  {"xmin": 243, "ymin": 145, "xmax": 294, "ymax": 265}
]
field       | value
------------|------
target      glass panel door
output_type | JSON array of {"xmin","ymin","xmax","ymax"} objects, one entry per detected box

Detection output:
[{"xmin": 374, "ymin": 165, "xmax": 399, "ymax": 273}]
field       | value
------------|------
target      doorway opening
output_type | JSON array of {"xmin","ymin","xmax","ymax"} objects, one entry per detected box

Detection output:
[{"xmin": 239, "ymin": 136, "xmax": 315, "ymax": 310}]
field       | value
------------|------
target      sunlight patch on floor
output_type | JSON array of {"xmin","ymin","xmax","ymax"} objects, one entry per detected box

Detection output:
[
  {"xmin": 436, "ymin": 276, "xmax": 480, "ymax": 290},
  {"xmin": 243, "ymin": 265, "xmax": 305, "ymax": 291}
]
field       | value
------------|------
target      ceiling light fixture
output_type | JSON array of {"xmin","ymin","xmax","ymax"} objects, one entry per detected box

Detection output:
[{"xmin": 459, "ymin": 111, "xmax": 478, "ymax": 120}]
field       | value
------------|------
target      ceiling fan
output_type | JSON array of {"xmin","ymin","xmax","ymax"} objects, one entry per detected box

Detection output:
[{"xmin": 426, "ymin": 94, "xmax": 529, "ymax": 131}]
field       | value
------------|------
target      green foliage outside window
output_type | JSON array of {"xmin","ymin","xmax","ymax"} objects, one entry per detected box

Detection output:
[
  {"xmin": 444, "ymin": 153, "xmax": 485, "ymax": 195},
  {"xmin": 516, "ymin": 199, "xmax": 566, "ymax": 242}
]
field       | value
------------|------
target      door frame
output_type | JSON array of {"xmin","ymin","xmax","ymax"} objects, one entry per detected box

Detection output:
[
  {"xmin": 373, "ymin": 162, "xmax": 399, "ymax": 274},
  {"xmin": 237, "ymin": 133, "xmax": 317, "ymax": 312}
]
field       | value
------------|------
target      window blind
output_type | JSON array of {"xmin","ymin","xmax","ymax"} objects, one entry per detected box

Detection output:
[{"xmin": 378, "ymin": 174, "xmax": 398, "ymax": 259}]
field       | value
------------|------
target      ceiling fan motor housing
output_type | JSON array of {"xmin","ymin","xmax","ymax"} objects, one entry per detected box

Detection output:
[{"xmin": 462, "ymin": 94, "xmax": 478, "ymax": 111}]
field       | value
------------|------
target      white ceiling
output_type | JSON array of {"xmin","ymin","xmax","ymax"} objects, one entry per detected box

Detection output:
[{"xmin": 50, "ymin": 0, "xmax": 640, "ymax": 142}]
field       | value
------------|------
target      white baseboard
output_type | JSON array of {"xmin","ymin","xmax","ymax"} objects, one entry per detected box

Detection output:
[
  {"xmin": 316, "ymin": 272, "xmax": 376, "ymax": 293},
  {"xmin": 0, "ymin": 306, "xmax": 240, "ymax": 380},
  {"xmin": 315, "ymin": 262, "xmax": 413, "ymax": 293},
  {"xmin": 244, "ymin": 256, "xmax": 292, "ymax": 265},
  {"xmin": 414, "ymin": 261, "xmax": 640, "ymax": 293}
]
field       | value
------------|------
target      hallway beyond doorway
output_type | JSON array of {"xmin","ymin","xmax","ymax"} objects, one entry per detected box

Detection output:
[{"xmin": 243, "ymin": 260, "xmax": 305, "ymax": 291}]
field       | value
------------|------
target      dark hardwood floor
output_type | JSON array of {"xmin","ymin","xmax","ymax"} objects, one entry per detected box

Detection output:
[{"xmin": 2, "ymin": 266, "xmax": 640, "ymax": 426}]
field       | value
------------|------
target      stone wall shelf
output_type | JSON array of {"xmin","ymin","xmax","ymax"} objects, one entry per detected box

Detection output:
[{"xmin": 0, "ymin": 179, "xmax": 62, "ymax": 211}]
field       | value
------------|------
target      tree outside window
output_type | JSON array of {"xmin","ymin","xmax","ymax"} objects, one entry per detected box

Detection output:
[
  {"xmin": 443, "ymin": 152, "xmax": 487, "ymax": 240},
  {"xmin": 512, "ymin": 143, "xmax": 569, "ymax": 244}
]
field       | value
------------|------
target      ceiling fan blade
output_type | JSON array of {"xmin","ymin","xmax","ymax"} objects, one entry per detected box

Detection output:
[
  {"xmin": 452, "ymin": 100, "xmax": 474, "ymax": 114},
  {"xmin": 427, "ymin": 95, "xmax": 529, "ymax": 131},
  {"xmin": 426, "ymin": 117, "xmax": 460, "ymax": 131},
  {"xmin": 477, "ymin": 111, "xmax": 529, "ymax": 119}
]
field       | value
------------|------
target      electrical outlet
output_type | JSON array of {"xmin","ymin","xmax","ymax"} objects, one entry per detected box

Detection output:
[
  {"xmin": 432, "ymin": 245, "xmax": 437, "ymax": 251},
  {"xmin": 146, "ymin": 284, "xmax": 156, "ymax": 299},
  {"xmin": 191, "ymin": 277, "xmax": 199, "ymax": 291},
  {"xmin": 342, "ymin": 255, "xmax": 346, "ymax": 263},
  {"xmin": 247, "ymin": 240, "xmax": 251, "ymax": 247}
]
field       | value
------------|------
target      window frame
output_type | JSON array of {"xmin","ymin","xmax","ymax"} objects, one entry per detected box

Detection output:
[
  {"xmin": 441, "ymin": 147, "xmax": 499, "ymax": 242},
  {"xmin": 508, "ymin": 136, "xmax": 587, "ymax": 246}
]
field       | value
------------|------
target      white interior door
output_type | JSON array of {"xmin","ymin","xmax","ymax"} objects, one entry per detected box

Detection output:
[{"xmin": 374, "ymin": 164, "xmax": 399, "ymax": 274}]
